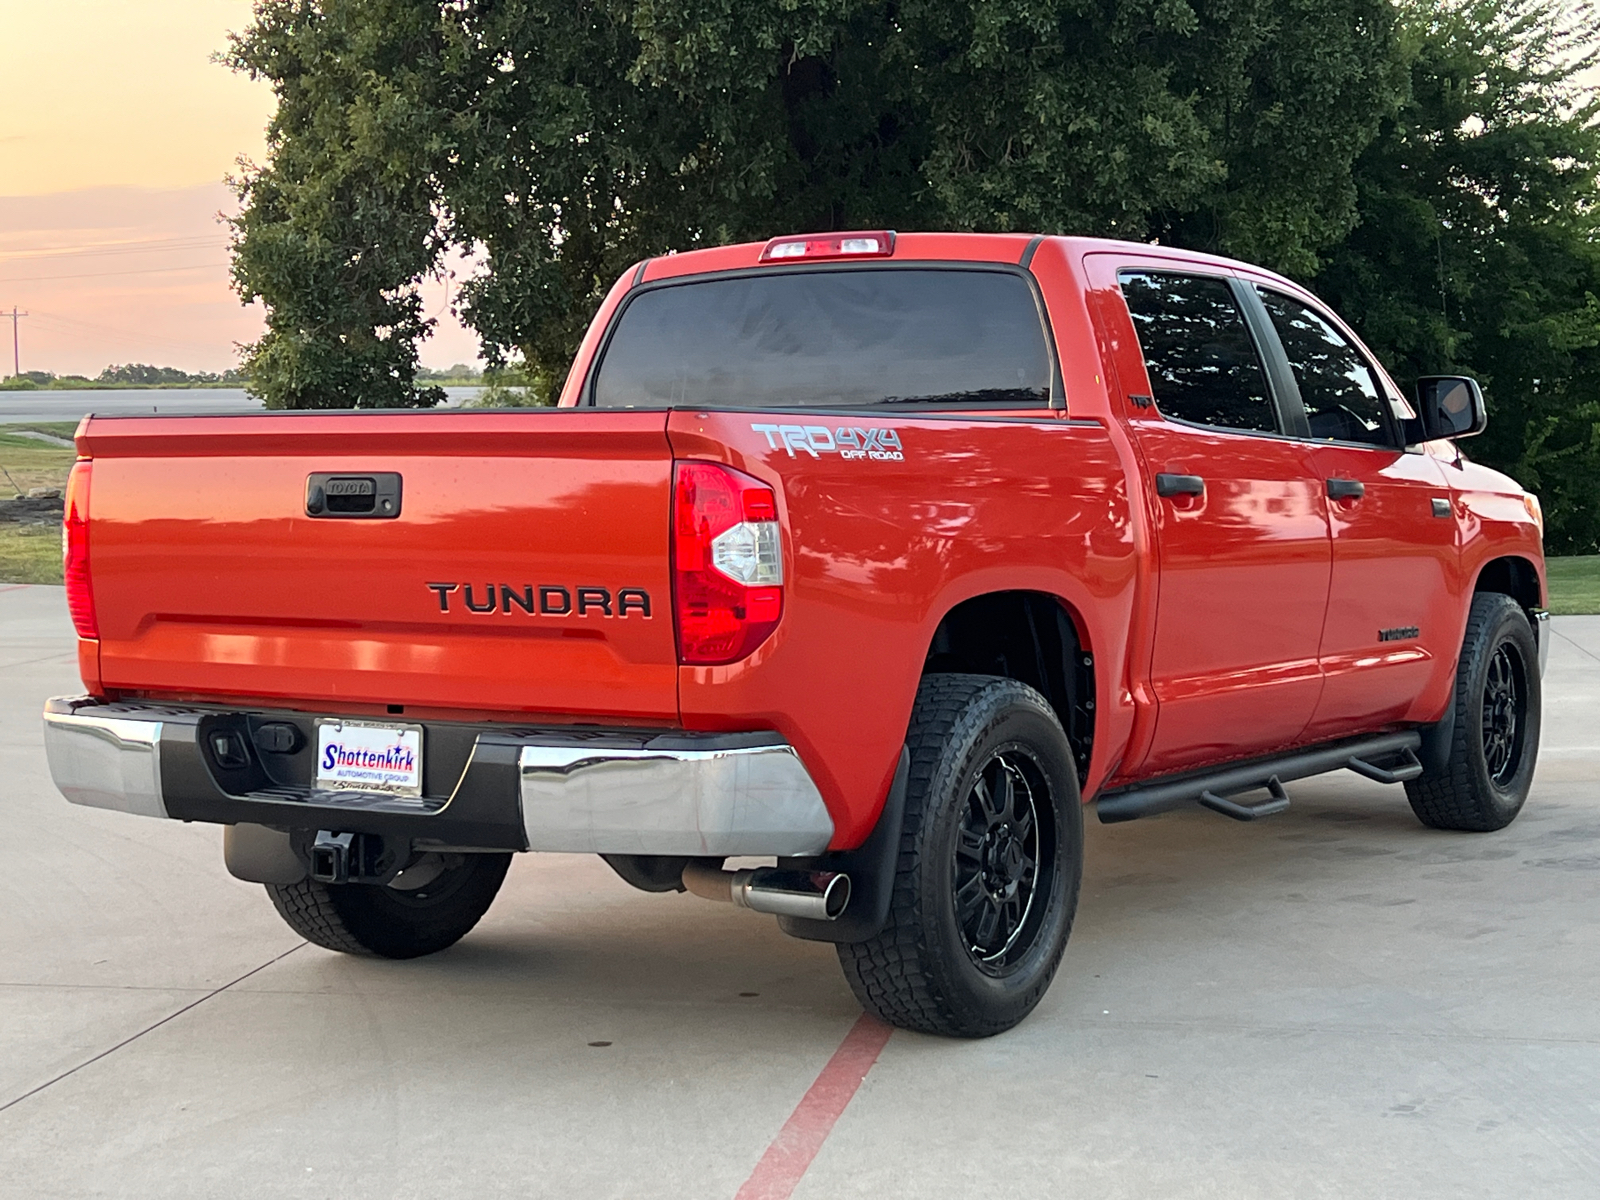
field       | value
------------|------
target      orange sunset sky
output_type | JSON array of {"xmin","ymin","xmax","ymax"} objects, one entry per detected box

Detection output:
[
  {"xmin": 0, "ymin": 1, "xmax": 477, "ymax": 378},
  {"xmin": 3, "ymin": 4, "xmax": 1596, "ymax": 381}
]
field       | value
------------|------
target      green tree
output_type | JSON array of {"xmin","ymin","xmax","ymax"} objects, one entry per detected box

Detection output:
[
  {"xmin": 1315, "ymin": 0, "xmax": 1600, "ymax": 553},
  {"xmin": 227, "ymin": 1, "xmax": 453, "ymax": 408},
  {"xmin": 229, "ymin": 0, "xmax": 1403, "ymax": 404}
]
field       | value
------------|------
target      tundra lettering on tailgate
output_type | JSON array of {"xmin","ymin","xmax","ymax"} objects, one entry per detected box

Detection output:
[{"xmin": 427, "ymin": 583, "xmax": 652, "ymax": 617}]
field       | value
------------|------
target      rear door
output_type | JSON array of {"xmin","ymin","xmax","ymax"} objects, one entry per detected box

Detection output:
[
  {"xmin": 1091, "ymin": 258, "xmax": 1332, "ymax": 775},
  {"xmin": 1243, "ymin": 284, "xmax": 1460, "ymax": 737},
  {"xmin": 83, "ymin": 409, "xmax": 680, "ymax": 721}
]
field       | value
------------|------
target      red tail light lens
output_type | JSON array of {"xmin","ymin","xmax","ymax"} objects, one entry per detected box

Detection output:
[
  {"xmin": 63, "ymin": 460, "xmax": 97, "ymax": 639},
  {"xmin": 672, "ymin": 461, "xmax": 783, "ymax": 665}
]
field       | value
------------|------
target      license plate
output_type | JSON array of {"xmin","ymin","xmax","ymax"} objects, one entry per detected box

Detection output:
[{"xmin": 315, "ymin": 719, "xmax": 424, "ymax": 796}]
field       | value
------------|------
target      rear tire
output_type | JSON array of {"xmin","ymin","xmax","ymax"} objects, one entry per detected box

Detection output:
[
  {"xmin": 837, "ymin": 674, "xmax": 1083, "ymax": 1038},
  {"xmin": 267, "ymin": 851, "xmax": 511, "ymax": 959},
  {"xmin": 1405, "ymin": 593, "xmax": 1540, "ymax": 832}
]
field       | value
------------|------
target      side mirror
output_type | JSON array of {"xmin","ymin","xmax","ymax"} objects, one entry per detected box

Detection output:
[{"xmin": 1414, "ymin": 376, "xmax": 1487, "ymax": 441}]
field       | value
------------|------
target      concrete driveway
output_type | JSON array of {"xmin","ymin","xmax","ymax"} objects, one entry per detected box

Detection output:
[{"xmin": 2, "ymin": 583, "xmax": 1597, "ymax": 1198}]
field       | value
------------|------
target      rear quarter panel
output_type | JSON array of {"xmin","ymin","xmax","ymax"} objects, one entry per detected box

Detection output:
[{"xmin": 668, "ymin": 409, "xmax": 1138, "ymax": 847}]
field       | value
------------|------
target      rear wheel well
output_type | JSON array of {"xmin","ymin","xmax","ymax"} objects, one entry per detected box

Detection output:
[
  {"xmin": 1474, "ymin": 556, "xmax": 1543, "ymax": 614},
  {"xmin": 923, "ymin": 591, "xmax": 1094, "ymax": 783}
]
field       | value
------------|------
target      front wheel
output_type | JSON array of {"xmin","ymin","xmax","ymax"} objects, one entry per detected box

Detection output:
[
  {"xmin": 267, "ymin": 851, "xmax": 512, "ymax": 959},
  {"xmin": 838, "ymin": 674, "xmax": 1083, "ymax": 1038},
  {"xmin": 1406, "ymin": 592, "xmax": 1541, "ymax": 832}
]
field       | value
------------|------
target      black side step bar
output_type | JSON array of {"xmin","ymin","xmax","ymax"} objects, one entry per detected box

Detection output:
[
  {"xmin": 1199, "ymin": 775, "xmax": 1291, "ymax": 822},
  {"xmin": 1095, "ymin": 731, "xmax": 1424, "ymax": 824}
]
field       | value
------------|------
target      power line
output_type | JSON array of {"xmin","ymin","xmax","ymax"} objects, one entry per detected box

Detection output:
[
  {"xmin": 0, "ymin": 235, "xmax": 227, "ymax": 264},
  {"xmin": 0, "ymin": 261, "xmax": 231, "ymax": 284},
  {"xmin": 27, "ymin": 312, "xmax": 237, "ymax": 359}
]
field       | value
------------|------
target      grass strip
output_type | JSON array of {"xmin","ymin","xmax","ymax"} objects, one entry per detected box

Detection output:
[
  {"xmin": 0, "ymin": 525, "xmax": 62, "ymax": 585},
  {"xmin": 1546, "ymin": 555, "xmax": 1600, "ymax": 616},
  {"xmin": 0, "ymin": 421, "xmax": 82, "ymax": 440},
  {"xmin": 0, "ymin": 434, "xmax": 76, "ymax": 497}
]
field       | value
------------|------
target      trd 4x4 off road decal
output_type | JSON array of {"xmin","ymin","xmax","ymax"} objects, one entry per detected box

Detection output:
[{"xmin": 752, "ymin": 423, "xmax": 905, "ymax": 461}]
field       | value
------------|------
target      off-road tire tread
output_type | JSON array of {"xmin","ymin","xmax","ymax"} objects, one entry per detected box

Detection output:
[
  {"xmin": 1404, "ymin": 592, "xmax": 1537, "ymax": 832},
  {"xmin": 838, "ymin": 674, "xmax": 1078, "ymax": 1037},
  {"xmin": 267, "ymin": 877, "xmax": 374, "ymax": 955},
  {"xmin": 265, "ymin": 853, "xmax": 511, "ymax": 958}
]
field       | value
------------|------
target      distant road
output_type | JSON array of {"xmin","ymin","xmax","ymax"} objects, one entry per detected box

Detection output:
[{"xmin": 0, "ymin": 387, "xmax": 486, "ymax": 424}]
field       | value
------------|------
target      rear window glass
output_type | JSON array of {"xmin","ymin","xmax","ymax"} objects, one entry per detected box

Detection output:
[{"xmin": 591, "ymin": 268, "xmax": 1052, "ymax": 408}]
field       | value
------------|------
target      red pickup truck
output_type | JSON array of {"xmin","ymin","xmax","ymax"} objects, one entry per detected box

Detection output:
[{"xmin": 44, "ymin": 231, "xmax": 1548, "ymax": 1037}]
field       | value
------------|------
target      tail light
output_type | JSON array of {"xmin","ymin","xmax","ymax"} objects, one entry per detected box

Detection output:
[
  {"xmin": 672, "ymin": 461, "xmax": 783, "ymax": 665},
  {"xmin": 63, "ymin": 459, "xmax": 97, "ymax": 639}
]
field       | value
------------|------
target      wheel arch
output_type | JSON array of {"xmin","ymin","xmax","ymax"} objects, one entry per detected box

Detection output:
[
  {"xmin": 921, "ymin": 590, "xmax": 1095, "ymax": 784},
  {"xmin": 1472, "ymin": 554, "xmax": 1544, "ymax": 615}
]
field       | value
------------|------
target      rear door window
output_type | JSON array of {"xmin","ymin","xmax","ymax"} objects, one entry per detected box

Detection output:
[
  {"xmin": 591, "ymin": 268, "xmax": 1052, "ymax": 408},
  {"xmin": 1256, "ymin": 288, "xmax": 1392, "ymax": 446},
  {"xmin": 1118, "ymin": 271, "xmax": 1277, "ymax": 434}
]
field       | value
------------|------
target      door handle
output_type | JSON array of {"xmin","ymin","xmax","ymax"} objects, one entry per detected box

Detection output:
[
  {"xmin": 305, "ymin": 472, "xmax": 403, "ymax": 518},
  {"xmin": 1156, "ymin": 473, "xmax": 1205, "ymax": 498},
  {"xmin": 1326, "ymin": 478, "xmax": 1365, "ymax": 501}
]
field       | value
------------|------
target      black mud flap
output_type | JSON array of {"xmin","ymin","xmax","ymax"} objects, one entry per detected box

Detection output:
[{"xmin": 777, "ymin": 745, "xmax": 909, "ymax": 945}]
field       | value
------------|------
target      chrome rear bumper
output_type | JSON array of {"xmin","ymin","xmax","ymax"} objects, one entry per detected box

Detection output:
[
  {"xmin": 43, "ymin": 708, "xmax": 167, "ymax": 819},
  {"xmin": 42, "ymin": 697, "xmax": 833, "ymax": 857},
  {"xmin": 519, "ymin": 740, "xmax": 833, "ymax": 856}
]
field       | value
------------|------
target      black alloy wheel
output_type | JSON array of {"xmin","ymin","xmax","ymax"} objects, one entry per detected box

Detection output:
[
  {"xmin": 1480, "ymin": 642, "xmax": 1526, "ymax": 787},
  {"xmin": 838, "ymin": 673, "xmax": 1083, "ymax": 1037},
  {"xmin": 1406, "ymin": 591, "xmax": 1540, "ymax": 832},
  {"xmin": 954, "ymin": 751, "xmax": 1055, "ymax": 975}
]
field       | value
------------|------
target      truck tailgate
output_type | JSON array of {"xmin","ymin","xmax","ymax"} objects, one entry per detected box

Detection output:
[{"xmin": 80, "ymin": 410, "xmax": 679, "ymax": 721}]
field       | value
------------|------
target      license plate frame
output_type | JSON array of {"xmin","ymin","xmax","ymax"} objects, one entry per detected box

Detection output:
[{"xmin": 314, "ymin": 718, "xmax": 425, "ymax": 797}]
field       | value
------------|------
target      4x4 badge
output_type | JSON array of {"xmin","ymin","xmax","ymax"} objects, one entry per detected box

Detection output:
[{"xmin": 752, "ymin": 423, "xmax": 905, "ymax": 461}]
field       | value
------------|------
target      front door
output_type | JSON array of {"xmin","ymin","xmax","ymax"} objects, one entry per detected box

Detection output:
[
  {"xmin": 1107, "ymin": 266, "xmax": 1333, "ymax": 776},
  {"xmin": 1245, "ymin": 284, "xmax": 1461, "ymax": 738}
]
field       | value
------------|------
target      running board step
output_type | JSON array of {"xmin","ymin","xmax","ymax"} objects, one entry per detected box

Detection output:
[
  {"xmin": 1095, "ymin": 731, "xmax": 1424, "ymax": 824},
  {"xmin": 1345, "ymin": 747, "xmax": 1424, "ymax": 784},
  {"xmin": 1199, "ymin": 775, "xmax": 1291, "ymax": 822}
]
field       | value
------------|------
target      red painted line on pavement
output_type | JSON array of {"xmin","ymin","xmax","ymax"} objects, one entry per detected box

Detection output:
[
  {"xmin": 0, "ymin": 585, "xmax": 28, "ymax": 593},
  {"xmin": 735, "ymin": 1013, "xmax": 894, "ymax": 1200}
]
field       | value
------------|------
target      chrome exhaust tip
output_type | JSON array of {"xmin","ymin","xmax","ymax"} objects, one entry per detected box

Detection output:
[{"xmin": 682, "ymin": 863, "xmax": 851, "ymax": 921}]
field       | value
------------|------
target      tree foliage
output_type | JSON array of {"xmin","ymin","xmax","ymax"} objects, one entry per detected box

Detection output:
[
  {"xmin": 229, "ymin": 0, "xmax": 1401, "ymax": 402},
  {"xmin": 227, "ymin": 0, "xmax": 1600, "ymax": 550},
  {"xmin": 227, "ymin": 0, "xmax": 453, "ymax": 408},
  {"xmin": 1315, "ymin": 0, "xmax": 1600, "ymax": 553}
]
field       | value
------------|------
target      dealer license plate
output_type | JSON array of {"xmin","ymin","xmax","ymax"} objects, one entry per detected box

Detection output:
[{"xmin": 314, "ymin": 719, "xmax": 424, "ymax": 796}]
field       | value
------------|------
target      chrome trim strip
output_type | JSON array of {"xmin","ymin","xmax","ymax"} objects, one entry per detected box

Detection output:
[
  {"xmin": 42, "ymin": 709, "xmax": 166, "ymax": 819},
  {"xmin": 1535, "ymin": 609, "xmax": 1551, "ymax": 678},
  {"xmin": 518, "ymin": 741, "xmax": 834, "ymax": 857}
]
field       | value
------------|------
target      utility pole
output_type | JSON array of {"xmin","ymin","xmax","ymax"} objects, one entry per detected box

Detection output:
[{"xmin": 4, "ymin": 307, "xmax": 26, "ymax": 378}]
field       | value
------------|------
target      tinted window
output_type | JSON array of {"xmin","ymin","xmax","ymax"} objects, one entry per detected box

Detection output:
[
  {"xmin": 592, "ymin": 269, "xmax": 1051, "ymax": 408},
  {"xmin": 1257, "ymin": 289, "xmax": 1390, "ymax": 446},
  {"xmin": 1119, "ymin": 272, "xmax": 1276, "ymax": 433}
]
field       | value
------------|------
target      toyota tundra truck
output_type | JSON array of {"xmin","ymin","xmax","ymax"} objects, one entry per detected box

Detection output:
[{"xmin": 43, "ymin": 231, "xmax": 1548, "ymax": 1037}]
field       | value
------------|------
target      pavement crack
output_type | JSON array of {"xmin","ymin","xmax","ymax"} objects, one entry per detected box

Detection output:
[
  {"xmin": 0, "ymin": 651, "xmax": 80, "ymax": 671},
  {"xmin": 1552, "ymin": 627, "xmax": 1600, "ymax": 665},
  {"xmin": 0, "ymin": 944, "xmax": 304, "ymax": 1115}
]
